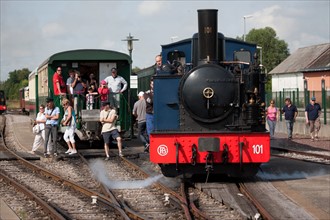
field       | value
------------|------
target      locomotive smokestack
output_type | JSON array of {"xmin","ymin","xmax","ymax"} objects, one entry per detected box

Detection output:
[{"xmin": 198, "ymin": 9, "xmax": 218, "ymax": 65}]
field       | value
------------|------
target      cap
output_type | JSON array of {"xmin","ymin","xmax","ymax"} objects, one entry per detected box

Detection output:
[
  {"xmin": 102, "ymin": 101, "xmax": 110, "ymax": 106},
  {"xmin": 101, "ymin": 80, "xmax": 107, "ymax": 85},
  {"xmin": 111, "ymin": 67, "xmax": 117, "ymax": 72},
  {"xmin": 138, "ymin": 91, "xmax": 144, "ymax": 97},
  {"xmin": 311, "ymin": 97, "xmax": 316, "ymax": 101},
  {"xmin": 46, "ymin": 97, "xmax": 54, "ymax": 103}
]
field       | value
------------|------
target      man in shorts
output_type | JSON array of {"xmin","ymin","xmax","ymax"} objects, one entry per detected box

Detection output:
[{"xmin": 100, "ymin": 102, "xmax": 123, "ymax": 160}]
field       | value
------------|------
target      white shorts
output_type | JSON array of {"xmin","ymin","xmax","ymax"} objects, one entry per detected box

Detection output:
[{"xmin": 63, "ymin": 126, "xmax": 75, "ymax": 143}]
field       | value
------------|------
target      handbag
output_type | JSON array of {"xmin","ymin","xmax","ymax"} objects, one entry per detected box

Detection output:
[{"xmin": 32, "ymin": 124, "xmax": 40, "ymax": 134}]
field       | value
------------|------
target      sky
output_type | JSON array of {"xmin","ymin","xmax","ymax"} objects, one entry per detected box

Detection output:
[{"xmin": 1, "ymin": 0, "xmax": 329, "ymax": 81}]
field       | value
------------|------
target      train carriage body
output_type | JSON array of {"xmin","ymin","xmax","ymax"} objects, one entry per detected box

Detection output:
[
  {"xmin": 28, "ymin": 49, "xmax": 132, "ymax": 141},
  {"xmin": 148, "ymin": 9, "xmax": 270, "ymax": 178}
]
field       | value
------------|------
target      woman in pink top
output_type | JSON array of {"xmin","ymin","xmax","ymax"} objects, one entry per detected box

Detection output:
[{"xmin": 266, "ymin": 99, "xmax": 279, "ymax": 139}]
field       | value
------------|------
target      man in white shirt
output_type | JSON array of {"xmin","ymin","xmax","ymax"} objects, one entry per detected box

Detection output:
[{"xmin": 104, "ymin": 67, "xmax": 127, "ymax": 109}]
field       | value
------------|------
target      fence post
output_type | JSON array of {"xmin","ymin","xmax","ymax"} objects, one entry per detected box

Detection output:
[
  {"xmin": 321, "ymin": 78, "xmax": 327, "ymax": 125},
  {"xmin": 296, "ymin": 88, "xmax": 299, "ymax": 107},
  {"xmin": 279, "ymin": 91, "xmax": 282, "ymax": 121},
  {"xmin": 304, "ymin": 79, "xmax": 309, "ymax": 106}
]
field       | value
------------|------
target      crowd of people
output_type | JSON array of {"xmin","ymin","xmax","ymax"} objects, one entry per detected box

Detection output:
[
  {"xmin": 30, "ymin": 66, "xmax": 128, "ymax": 159},
  {"xmin": 266, "ymin": 96, "xmax": 322, "ymax": 141}
]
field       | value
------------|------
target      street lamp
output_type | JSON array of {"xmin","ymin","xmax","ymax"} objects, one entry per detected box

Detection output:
[
  {"xmin": 243, "ymin": 15, "xmax": 253, "ymax": 41},
  {"xmin": 122, "ymin": 33, "xmax": 139, "ymax": 59},
  {"xmin": 122, "ymin": 33, "xmax": 139, "ymax": 139}
]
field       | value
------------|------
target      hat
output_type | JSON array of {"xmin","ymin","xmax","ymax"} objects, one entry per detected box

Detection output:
[
  {"xmin": 102, "ymin": 101, "xmax": 110, "ymax": 106},
  {"xmin": 311, "ymin": 97, "xmax": 316, "ymax": 101},
  {"xmin": 111, "ymin": 67, "xmax": 117, "ymax": 72},
  {"xmin": 138, "ymin": 91, "xmax": 144, "ymax": 97},
  {"xmin": 101, "ymin": 80, "xmax": 107, "ymax": 85},
  {"xmin": 46, "ymin": 97, "xmax": 54, "ymax": 103}
]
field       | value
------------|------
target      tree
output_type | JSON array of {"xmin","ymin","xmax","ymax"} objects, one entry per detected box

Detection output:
[
  {"xmin": 2, "ymin": 68, "xmax": 30, "ymax": 100},
  {"xmin": 245, "ymin": 27, "xmax": 290, "ymax": 74}
]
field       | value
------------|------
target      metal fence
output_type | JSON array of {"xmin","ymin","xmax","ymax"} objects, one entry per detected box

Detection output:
[{"xmin": 265, "ymin": 88, "xmax": 329, "ymax": 125}]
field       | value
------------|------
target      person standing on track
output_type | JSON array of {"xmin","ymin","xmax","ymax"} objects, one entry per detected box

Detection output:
[
  {"xmin": 30, "ymin": 104, "xmax": 52, "ymax": 153},
  {"xmin": 133, "ymin": 91, "xmax": 149, "ymax": 152},
  {"xmin": 100, "ymin": 102, "xmax": 123, "ymax": 160},
  {"xmin": 44, "ymin": 98, "xmax": 60, "ymax": 157},
  {"xmin": 144, "ymin": 78, "xmax": 154, "ymax": 141},
  {"xmin": 61, "ymin": 98, "xmax": 77, "ymax": 155}
]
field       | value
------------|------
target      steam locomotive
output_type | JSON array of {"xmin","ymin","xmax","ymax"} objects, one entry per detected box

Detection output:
[{"xmin": 149, "ymin": 9, "xmax": 270, "ymax": 177}]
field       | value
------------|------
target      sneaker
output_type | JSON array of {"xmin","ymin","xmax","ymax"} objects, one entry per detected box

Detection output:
[
  {"xmin": 29, "ymin": 151, "xmax": 36, "ymax": 154},
  {"xmin": 44, "ymin": 153, "xmax": 49, "ymax": 158},
  {"xmin": 119, "ymin": 152, "xmax": 124, "ymax": 157},
  {"xmin": 65, "ymin": 149, "xmax": 72, "ymax": 154},
  {"xmin": 104, "ymin": 156, "xmax": 110, "ymax": 161},
  {"xmin": 69, "ymin": 150, "xmax": 77, "ymax": 155},
  {"xmin": 315, "ymin": 136, "xmax": 319, "ymax": 141},
  {"xmin": 53, "ymin": 153, "xmax": 58, "ymax": 157}
]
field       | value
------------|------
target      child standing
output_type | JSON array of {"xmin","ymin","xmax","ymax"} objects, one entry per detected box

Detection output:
[
  {"xmin": 98, "ymin": 80, "xmax": 109, "ymax": 109},
  {"xmin": 86, "ymin": 86, "xmax": 98, "ymax": 110}
]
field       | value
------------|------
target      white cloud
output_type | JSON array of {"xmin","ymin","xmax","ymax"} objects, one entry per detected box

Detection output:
[
  {"xmin": 42, "ymin": 22, "xmax": 66, "ymax": 38},
  {"xmin": 138, "ymin": 1, "xmax": 167, "ymax": 16},
  {"xmin": 0, "ymin": 1, "xmax": 329, "ymax": 80}
]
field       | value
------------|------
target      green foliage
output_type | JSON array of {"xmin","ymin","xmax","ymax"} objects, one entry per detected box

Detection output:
[
  {"xmin": 245, "ymin": 27, "xmax": 290, "ymax": 73},
  {"xmin": 245, "ymin": 27, "xmax": 290, "ymax": 91},
  {"xmin": 132, "ymin": 66, "xmax": 141, "ymax": 74},
  {"xmin": 1, "ymin": 68, "xmax": 30, "ymax": 100}
]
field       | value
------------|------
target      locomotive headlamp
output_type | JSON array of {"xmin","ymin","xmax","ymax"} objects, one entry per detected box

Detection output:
[{"xmin": 203, "ymin": 87, "xmax": 214, "ymax": 99}]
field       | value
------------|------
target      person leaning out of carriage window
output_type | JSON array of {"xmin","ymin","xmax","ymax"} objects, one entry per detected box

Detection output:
[
  {"xmin": 53, "ymin": 66, "xmax": 66, "ymax": 96},
  {"xmin": 87, "ymin": 73, "xmax": 98, "ymax": 91},
  {"xmin": 71, "ymin": 70, "xmax": 87, "ymax": 113},
  {"xmin": 61, "ymin": 98, "xmax": 77, "ymax": 155},
  {"xmin": 266, "ymin": 99, "xmax": 279, "ymax": 139},
  {"xmin": 66, "ymin": 69, "xmax": 75, "ymax": 104},
  {"xmin": 305, "ymin": 97, "xmax": 322, "ymax": 141}
]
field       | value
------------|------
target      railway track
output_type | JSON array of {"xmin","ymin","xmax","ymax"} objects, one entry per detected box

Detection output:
[
  {"xmin": 271, "ymin": 146, "xmax": 330, "ymax": 165},
  {"xmin": 0, "ymin": 115, "xmax": 128, "ymax": 219},
  {"xmin": 2, "ymin": 114, "xmax": 325, "ymax": 219}
]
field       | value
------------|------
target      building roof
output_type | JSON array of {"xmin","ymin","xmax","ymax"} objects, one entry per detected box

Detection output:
[{"xmin": 269, "ymin": 43, "xmax": 330, "ymax": 74}]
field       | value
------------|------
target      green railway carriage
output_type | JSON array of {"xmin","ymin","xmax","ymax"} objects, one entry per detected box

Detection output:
[{"xmin": 28, "ymin": 49, "xmax": 132, "ymax": 141}]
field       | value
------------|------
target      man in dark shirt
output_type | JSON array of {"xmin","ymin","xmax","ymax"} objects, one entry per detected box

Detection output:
[
  {"xmin": 144, "ymin": 78, "xmax": 154, "ymax": 141},
  {"xmin": 305, "ymin": 97, "xmax": 322, "ymax": 141},
  {"xmin": 282, "ymin": 98, "xmax": 298, "ymax": 139}
]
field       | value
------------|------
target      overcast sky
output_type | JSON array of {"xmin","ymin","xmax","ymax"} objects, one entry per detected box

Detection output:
[{"xmin": 1, "ymin": 0, "xmax": 329, "ymax": 81}]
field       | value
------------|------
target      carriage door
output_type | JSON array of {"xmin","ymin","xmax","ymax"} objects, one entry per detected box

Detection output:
[{"xmin": 99, "ymin": 63, "xmax": 117, "ymax": 83}]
